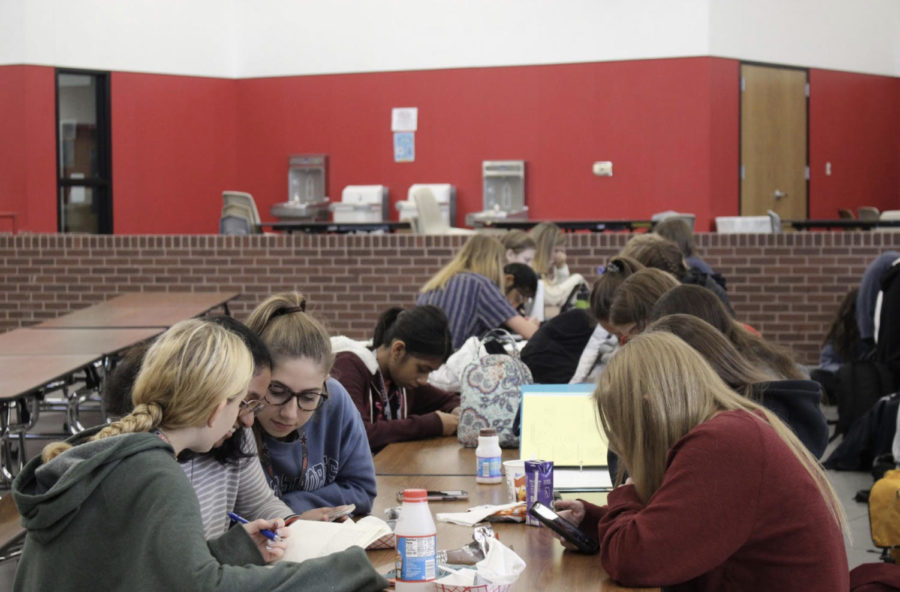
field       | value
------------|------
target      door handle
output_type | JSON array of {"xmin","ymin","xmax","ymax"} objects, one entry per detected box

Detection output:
[{"xmin": 773, "ymin": 189, "xmax": 787, "ymax": 200}]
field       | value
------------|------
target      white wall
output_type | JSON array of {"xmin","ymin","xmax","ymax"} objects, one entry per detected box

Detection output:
[
  {"xmin": 709, "ymin": 0, "xmax": 900, "ymax": 77},
  {"xmin": 0, "ymin": 0, "xmax": 238, "ymax": 77},
  {"xmin": 0, "ymin": 0, "xmax": 897, "ymax": 78},
  {"xmin": 233, "ymin": 0, "xmax": 710, "ymax": 77},
  {"xmin": 0, "ymin": 1, "xmax": 26, "ymax": 63}
]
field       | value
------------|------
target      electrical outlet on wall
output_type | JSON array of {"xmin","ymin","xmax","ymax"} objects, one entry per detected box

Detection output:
[{"xmin": 592, "ymin": 161, "xmax": 613, "ymax": 176}]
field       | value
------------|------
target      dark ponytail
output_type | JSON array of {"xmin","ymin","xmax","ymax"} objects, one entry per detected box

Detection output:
[{"xmin": 373, "ymin": 305, "xmax": 453, "ymax": 362}]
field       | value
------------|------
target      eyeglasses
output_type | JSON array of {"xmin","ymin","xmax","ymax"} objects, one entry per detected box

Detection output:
[
  {"xmin": 265, "ymin": 382, "xmax": 328, "ymax": 412},
  {"xmin": 238, "ymin": 398, "xmax": 267, "ymax": 416}
]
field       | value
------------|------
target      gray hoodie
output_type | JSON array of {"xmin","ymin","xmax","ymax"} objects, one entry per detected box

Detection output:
[{"xmin": 13, "ymin": 429, "xmax": 388, "ymax": 592}]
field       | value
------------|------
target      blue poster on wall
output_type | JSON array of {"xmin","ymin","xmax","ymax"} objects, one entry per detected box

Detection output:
[{"xmin": 394, "ymin": 132, "xmax": 415, "ymax": 162}]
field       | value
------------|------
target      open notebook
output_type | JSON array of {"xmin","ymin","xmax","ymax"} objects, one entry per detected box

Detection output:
[
  {"xmin": 518, "ymin": 383, "xmax": 612, "ymax": 492},
  {"xmin": 282, "ymin": 516, "xmax": 393, "ymax": 563}
]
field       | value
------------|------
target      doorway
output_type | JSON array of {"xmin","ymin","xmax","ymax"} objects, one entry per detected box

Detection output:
[
  {"xmin": 56, "ymin": 70, "xmax": 112, "ymax": 234},
  {"xmin": 740, "ymin": 63, "xmax": 808, "ymax": 221}
]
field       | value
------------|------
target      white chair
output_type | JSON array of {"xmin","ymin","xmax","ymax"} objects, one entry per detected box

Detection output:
[
  {"xmin": 412, "ymin": 187, "xmax": 474, "ymax": 235},
  {"xmin": 877, "ymin": 210, "xmax": 900, "ymax": 232},
  {"xmin": 222, "ymin": 191, "xmax": 262, "ymax": 226}
]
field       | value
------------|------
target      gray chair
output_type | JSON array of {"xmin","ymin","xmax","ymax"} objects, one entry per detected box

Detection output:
[
  {"xmin": 651, "ymin": 210, "xmax": 696, "ymax": 231},
  {"xmin": 838, "ymin": 208, "xmax": 855, "ymax": 220},
  {"xmin": 219, "ymin": 215, "xmax": 253, "ymax": 235},
  {"xmin": 858, "ymin": 206, "xmax": 880, "ymax": 221},
  {"xmin": 767, "ymin": 209, "xmax": 783, "ymax": 233}
]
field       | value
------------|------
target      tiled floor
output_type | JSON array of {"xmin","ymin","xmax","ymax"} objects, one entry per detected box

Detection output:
[{"xmin": 0, "ymin": 405, "xmax": 887, "ymax": 586}]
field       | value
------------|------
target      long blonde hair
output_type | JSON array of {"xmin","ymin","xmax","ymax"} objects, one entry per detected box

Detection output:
[
  {"xmin": 529, "ymin": 222, "xmax": 566, "ymax": 276},
  {"xmin": 420, "ymin": 235, "xmax": 506, "ymax": 293},
  {"xmin": 596, "ymin": 331, "xmax": 847, "ymax": 533},
  {"xmin": 500, "ymin": 229, "xmax": 536, "ymax": 258},
  {"xmin": 43, "ymin": 319, "xmax": 253, "ymax": 462},
  {"xmin": 245, "ymin": 292, "xmax": 333, "ymax": 373}
]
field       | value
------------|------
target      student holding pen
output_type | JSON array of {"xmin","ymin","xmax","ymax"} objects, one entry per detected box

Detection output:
[
  {"xmin": 12, "ymin": 318, "xmax": 387, "ymax": 592},
  {"xmin": 101, "ymin": 316, "xmax": 340, "ymax": 540}
]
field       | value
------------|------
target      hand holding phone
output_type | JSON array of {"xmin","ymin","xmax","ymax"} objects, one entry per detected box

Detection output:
[
  {"xmin": 528, "ymin": 502, "xmax": 599, "ymax": 554},
  {"xmin": 325, "ymin": 504, "xmax": 356, "ymax": 522}
]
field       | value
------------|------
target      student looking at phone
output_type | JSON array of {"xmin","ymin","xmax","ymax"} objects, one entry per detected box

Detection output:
[
  {"xmin": 331, "ymin": 305, "xmax": 459, "ymax": 452},
  {"xmin": 246, "ymin": 292, "xmax": 377, "ymax": 515},
  {"xmin": 553, "ymin": 331, "xmax": 848, "ymax": 591},
  {"xmin": 13, "ymin": 319, "xmax": 387, "ymax": 592}
]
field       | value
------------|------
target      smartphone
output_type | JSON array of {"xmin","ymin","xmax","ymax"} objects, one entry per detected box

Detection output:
[
  {"xmin": 528, "ymin": 502, "xmax": 599, "ymax": 554},
  {"xmin": 395, "ymin": 490, "xmax": 469, "ymax": 502},
  {"xmin": 325, "ymin": 504, "xmax": 356, "ymax": 522}
]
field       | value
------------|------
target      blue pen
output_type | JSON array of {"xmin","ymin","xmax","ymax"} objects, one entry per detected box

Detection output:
[{"xmin": 227, "ymin": 511, "xmax": 283, "ymax": 542}]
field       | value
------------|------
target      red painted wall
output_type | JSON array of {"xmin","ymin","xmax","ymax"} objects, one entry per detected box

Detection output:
[
  {"xmin": 809, "ymin": 69, "xmax": 900, "ymax": 219},
  {"xmin": 111, "ymin": 72, "xmax": 238, "ymax": 234},
  {"xmin": 234, "ymin": 57, "xmax": 740, "ymax": 230},
  {"xmin": 0, "ymin": 65, "xmax": 56, "ymax": 233},
  {"xmin": 2, "ymin": 59, "xmax": 897, "ymax": 234}
]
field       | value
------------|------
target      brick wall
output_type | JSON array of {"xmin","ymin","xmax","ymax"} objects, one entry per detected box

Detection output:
[{"xmin": 2, "ymin": 231, "xmax": 899, "ymax": 365}]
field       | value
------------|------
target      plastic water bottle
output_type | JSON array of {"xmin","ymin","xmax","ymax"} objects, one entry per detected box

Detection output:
[
  {"xmin": 395, "ymin": 489, "xmax": 437, "ymax": 591},
  {"xmin": 475, "ymin": 428, "xmax": 502, "ymax": 484}
]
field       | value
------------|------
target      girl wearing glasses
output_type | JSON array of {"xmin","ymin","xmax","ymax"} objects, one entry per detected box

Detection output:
[
  {"xmin": 247, "ymin": 292, "xmax": 377, "ymax": 515},
  {"xmin": 102, "ymin": 315, "xmax": 320, "ymax": 540},
  {"xmin": 13, "ymin": 318, "xmax": 388, "ymax": 592},
  {"xmin": 331, "ymin": 305, "xmax": 458, "ymax": 453}
]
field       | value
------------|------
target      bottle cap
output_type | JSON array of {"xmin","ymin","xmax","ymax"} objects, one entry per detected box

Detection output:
[
  {"xmin": 401, "ymin": 488, "xmax": 428, "ymax": 502},
  {"xmin": 479, "ymin": 428, "xmax": 497, "ymax": 437}
]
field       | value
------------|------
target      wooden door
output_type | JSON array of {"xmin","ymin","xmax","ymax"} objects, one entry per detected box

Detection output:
[{"xmin": 740, "ymin": 64, "xmax": 808, "ymax": 220}]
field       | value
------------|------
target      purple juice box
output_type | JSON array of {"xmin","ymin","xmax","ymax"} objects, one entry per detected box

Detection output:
[{"xmin": 524, "ymin": 460, "xmax": 554, "ymax": 527}]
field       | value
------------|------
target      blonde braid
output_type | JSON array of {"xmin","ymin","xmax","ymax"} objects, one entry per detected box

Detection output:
[
  {"xmin": 92, "ymin": 403, "xmax": 164, "ymax": 440},
  {"xmin": 40, "ymin": 403, "xmax": 165, "ymax": 463}
]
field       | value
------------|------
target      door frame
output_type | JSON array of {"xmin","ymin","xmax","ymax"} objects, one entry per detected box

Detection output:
[
  {"xmin": 738, "ymin": 61, "xmax": 810, "ymax": 218},
  {"xmin": 55, "ymin": 68, "xmax": 113, "ymax": 234}
]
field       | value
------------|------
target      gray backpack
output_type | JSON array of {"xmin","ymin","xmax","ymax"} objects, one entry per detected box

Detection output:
[{"xmin": 457, "ymin": 330, "xmax": 533, "ymax": 448}]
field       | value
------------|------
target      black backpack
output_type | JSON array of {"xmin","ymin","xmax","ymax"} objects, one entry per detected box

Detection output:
[
  {"xmin": 876, "ymin": 258, "xmax": 900, "ymax": 383},
  {"xmin": 833, "ymin": 360, "xmax": 896, "ymax": 438},
  {"xmin": 520, "ymin": 309, "xmax": 594, "ymax": 384}
]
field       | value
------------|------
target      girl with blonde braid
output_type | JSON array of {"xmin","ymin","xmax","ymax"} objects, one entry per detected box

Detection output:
[{"xmin": 12, "ymin": 318, "xmax": 386, "ymax": 592}]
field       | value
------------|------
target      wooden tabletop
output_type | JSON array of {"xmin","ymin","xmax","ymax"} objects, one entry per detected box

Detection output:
[
  {"xmin": 368, "ymin": 474, "xmax": 656, "ymax": 592},
  {"xmin": 374, "ymin": 436, "xmax": 520, "ymax": 476},
  {"xmin": 35, "ymin": 291, "xmax": 240, "ymax": 329},
  {"xmin": 0, "ymin": 328, "xmax": 161, "ymax": 356},
  {"xmin": 0, "ymin": 354, "xmax": 100, "ymax": 399}
]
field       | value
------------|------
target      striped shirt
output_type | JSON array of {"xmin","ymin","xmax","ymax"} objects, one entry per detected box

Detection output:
[
  {"xmin": 181, "ymin": 427, "xmax": 292, "ymax": 539},
  {"xmin": 417, "ymin": 272, "xmax": 519, "ymax": 349}
]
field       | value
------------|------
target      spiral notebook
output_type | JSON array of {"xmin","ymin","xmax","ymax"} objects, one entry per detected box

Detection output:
[{"xmin": 518, "ymin": 383, "xmax": 612, "ymax": 491}]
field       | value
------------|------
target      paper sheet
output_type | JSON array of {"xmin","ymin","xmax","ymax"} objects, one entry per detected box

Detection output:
[{"xmin": 282, "ymin": 515, "xmax": 392, "ymax": 563}]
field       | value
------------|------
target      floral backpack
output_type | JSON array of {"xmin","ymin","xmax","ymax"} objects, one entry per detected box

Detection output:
[{"xmin": 457, "ymin": 330, "xmax": 533, "ymax": 448}]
